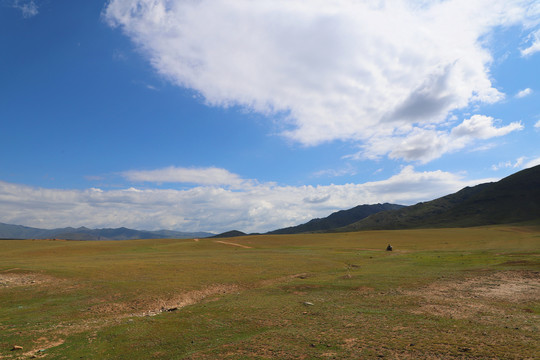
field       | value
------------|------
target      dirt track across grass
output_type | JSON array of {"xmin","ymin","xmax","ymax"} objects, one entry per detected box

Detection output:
[{"xmin": 213, "ymin": 240, "xmax": 252, "ymax": 249}]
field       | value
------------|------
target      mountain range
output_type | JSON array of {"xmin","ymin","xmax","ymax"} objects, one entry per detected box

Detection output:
[
  {"xmin": 222, "ymin": 164, "xmax": 539, "ymax": 236},
  {"xmin": 0, "ymin": 223, "xmax": 213, "ymax": 240},
  {"xmin": 2, "ymin": 165, "xmax": 539, "ymax": 239},
  {"xmin": 338, "ymin": 164, "xmax": 540, "ymax": 231},
  {"xmin": 268, "ymin": 203, "xmax": 404, "ymax": 234}
]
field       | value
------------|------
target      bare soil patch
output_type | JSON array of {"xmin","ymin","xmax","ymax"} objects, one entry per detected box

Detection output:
[
  {"xmin": 22, "ymin": 338, "xmax": 64, "ymax": 358},
  {"xmin": 405, "ymin": 270, "xmax": 540, "ymax": 325},
  {"xmin": 0, "ymin": 272, "xmax": 60, "ymax": 288},
  {"xmin": 88, "ymin": 273, "xmax": 307, "ymax": 319},
  {"xmin": 86, "ymin": 284, "xmax": 241, "ymax": 318}
]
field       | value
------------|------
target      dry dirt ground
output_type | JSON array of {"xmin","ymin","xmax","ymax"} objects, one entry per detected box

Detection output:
[
  {"xmin": 404, "ymin": 270, "xmax": 539, "ymax": 329},
  {"xmin": 0, "ymin": 272, "xmax": 59, "ymax": 288}
]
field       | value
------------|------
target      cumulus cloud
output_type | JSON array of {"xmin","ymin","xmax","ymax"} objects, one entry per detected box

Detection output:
[
  {"xmin": 450, "ymin": 115, "xmax": 523, "ymax": 139},
  {"xmin": 515, "ymin": 88, "xmax": 533, "ymax": 98},
  {"xmin": 122, "ymin": 166, "xmax": 247, "ymax": 187},
  {"xmin": 11, "ymin": 0, "xmax": 38, "ymax": 18},
  {"xmin": 0, "ymin": 167, "xmax": 495, "ymax": 233},
  {"xmin": 535, "ymin": 120, "xmax": 540, "ymax": 128},
  {"xmin": 103, "ymin": 0, "xmax": 540, "ymax": 161},
  {"xmin": 354, "ymin": 115, "xmax": 523, "ymax": 163}
]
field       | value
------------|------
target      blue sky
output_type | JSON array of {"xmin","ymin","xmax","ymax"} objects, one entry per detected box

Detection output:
[{"xmin": 1, "ymin": 0, "xmax": 539, "ymax": 233}]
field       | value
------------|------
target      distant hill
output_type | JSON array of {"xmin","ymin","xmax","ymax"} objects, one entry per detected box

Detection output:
[
  {"xmin": 210, "ymin": 230, "xmax": 248, "ymax": 238},
  {"xmin": 268, "ymin": 203, "xmax": 404, "ymax": 234},
  {"xmin": 339, "ymin": 164, "xmax": 540, "ymax": 232},
  {"xmin": 0, "ymin": 223, "xmax": 213, "ymax": 240}
]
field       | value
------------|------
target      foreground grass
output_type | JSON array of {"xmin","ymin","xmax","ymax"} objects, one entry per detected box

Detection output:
[{"xmin": 0, "ymin": 226, "xmax": 539, "ymax": 359}]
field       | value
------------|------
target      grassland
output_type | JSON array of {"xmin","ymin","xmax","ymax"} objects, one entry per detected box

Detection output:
[{"xmin": 1, "ymin": 226, "xmax": 539, "ymax": 359}]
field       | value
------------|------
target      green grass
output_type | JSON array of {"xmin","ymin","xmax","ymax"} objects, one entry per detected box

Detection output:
[{"xmin": 1, "ymin": 226, "xmax": 539, "ymax": 359}]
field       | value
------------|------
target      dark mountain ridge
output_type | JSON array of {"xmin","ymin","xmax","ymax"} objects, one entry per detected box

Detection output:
[
  {"xmin": 268, "ymin": 203, "xmax": 404, "ymax": 234},
  {"xmin": 210, "ymin": 230, "xmax": 248, "ymax": 238},
  {"xmin": 339, "ymin": 164, "xmax": 540, "ymax": 231}
]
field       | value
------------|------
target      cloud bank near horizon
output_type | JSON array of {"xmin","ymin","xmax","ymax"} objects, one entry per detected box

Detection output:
[
  {"xmin": 0, "ymin": 166, "xmax": 498, "ymax": 233},
  {"xmin": 104, "ymin": 0, "xmax": 539, "ymax": 163}
]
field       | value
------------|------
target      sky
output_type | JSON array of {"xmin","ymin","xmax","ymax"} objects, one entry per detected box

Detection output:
[{"xmin": 1, "ymin": 0, "xmax": 539, "ymax": 234}]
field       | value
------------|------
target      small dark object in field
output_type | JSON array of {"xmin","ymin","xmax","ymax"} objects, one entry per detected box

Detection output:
[
  {"xmin": 167, "ymin": 307, "xmax": 178, "ymax": 312},
  {"xmin": 386, "ymin": 244, "xmax": 393, "ymax": 251},
  {"xmin": 458, "ymin": 347, "xmax": 471, "ymax": 352}
]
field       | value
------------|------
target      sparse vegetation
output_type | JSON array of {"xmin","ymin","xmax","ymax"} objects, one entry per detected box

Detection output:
[{"xmin": 1, "ymin": 226, "xmax": 539, "ymax": 359}]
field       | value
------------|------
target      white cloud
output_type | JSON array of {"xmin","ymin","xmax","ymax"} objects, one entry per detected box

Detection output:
[
  {"xmin": 312, "ymin": 164, "xmax": 357, "ymax": 178},
  {"xmin": 122, "ymin": 166, "xmax": 246, "ymax": 187},
  {"xmin": 491, "ymin": 156, "xmax": 526, "ymax": 170},
  {"xmin": 535, "ymin": 120, "xmax": 540, "ymax": 128},
  {"xmin": 524, "ymin": 156, "xmax": 540, "ymax": 169},
  {"xmin": 515, "ymin": 88, "xmax": 533, "ymax": 98},
  {"xmin": 0, "ymin": 167, "xmax": 495, "ymax": 233},
  {"xmin": 492, "ymin": 156, "xmax": 540, "ymax": 170},
  {"xmin": 450, "ymin": 115, "xmax": 523, "ymax": 139},
  {"xmin": 103, "ymin": 0, "xmax": 540, "ymax": 161},
  {"xmin": 12, "ymin": 0, "xmax": 38, "ymax": 18},
  {"xmin": 521, "ymin": 29, "xmax": 540, "ymax": 56},
  {"xmin": 353, "ymin": 115, "xmax": 523, "ymax": 163}
]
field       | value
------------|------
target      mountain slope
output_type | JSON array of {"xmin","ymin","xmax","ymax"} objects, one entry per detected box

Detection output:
[
  {"xmin": 339, "ymin": 165, "xmax": 540, "ymax": 231},
  {"xmin": 268, "ymin": 203, "xmax": 404, "ymax": 234},
  {"xmin": 0, "ymin": 223, "xmax": 213, "ymax": 240},
  {"xmin": 210, "ymin": 230, "xmax": 248, "ymax": 238}
]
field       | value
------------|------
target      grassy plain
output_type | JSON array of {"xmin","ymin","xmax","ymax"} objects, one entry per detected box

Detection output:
[{"xmin": 0, "ymin": 226, "xmax": 539, "ymax": 359}]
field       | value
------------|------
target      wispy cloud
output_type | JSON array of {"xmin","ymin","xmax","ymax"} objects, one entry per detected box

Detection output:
[
  {"xmin": 492, "ymin": 156, "xmax": 540, "ymax": 170},
  {"xmin": 312, "ymin": 164, "xmax": 357, "ymax": 178},
  {"xmin": 12, "ymin": 0, "xmax": 38, "ymax": 18},
  {"xmin": 104, "ymin": 0, "xmax": 540, "ymax": 163},
  {"xmin": 515, "ymin": 88, "xmax": 533, "ymax": 98},
  {"xmin": 491, "ymin": 156, "xmax": 526, "ymax": 170},
  {"xmin": 122, "ymin": 166, "xmax": 247, "ymax": 187},
  {"xmin": 0, "ymin": 167, "xmax": 495, "ymax": 233},
  {"xmin": 521, "ymin": 29, "xmax": 540, "ymax": 57}
]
